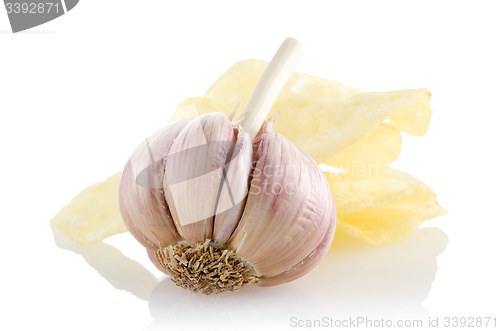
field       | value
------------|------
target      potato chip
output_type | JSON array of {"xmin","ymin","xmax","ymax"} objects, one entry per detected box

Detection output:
[
  {"xmin": 176, "ymin": 97, "xmax": 228, "ymax": 119},
  {"xmin": 278, "ymin": 70, "xmax": 362, "ymax": 105},
  {"xmin": 204, "ymin": 59, "xmax": 267, "ymax": 120},
  {"xmin": 197, "ymin": 59, "xmax": 432, "ymax": 163},
  {"xmin": 167, "ymin": 103, "xmax": 200, "ymax": 123},
  {"xmin": 50, "ymin": 172, "xmax": 127, "ymax": 245},
  {"xmin": 202, "ymin": 59, "xmax": 361, "ymax": 123},
  {"xmin": 281, "ymin": 89, "xmax": 427, "ymax": 164},
  {"xmin": 326, "ymin": 166, "xmax": 427, "ymax": 213},
  {"xmin": 324, "ymin": 123, "xmax": 402, "ymax": 167},
  {"xmin": 269, "ymin": 67, "xmax": 362, "ymax": 125},
  {"xmin": 325, "ymin": 167, "xmax": 447, "ymax": 245},
  {"xmin": 387, "ymin": 88, "xmax": 432, "ymax": 136},
  {"xmin": 337, "ymin": 195, "xmax": 446, "ymax": 245}
]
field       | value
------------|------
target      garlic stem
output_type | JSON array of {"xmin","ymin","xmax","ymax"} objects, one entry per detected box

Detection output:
[{"xmin": 239, "ymin": 37, "xmax": 304, "ymax": 140}]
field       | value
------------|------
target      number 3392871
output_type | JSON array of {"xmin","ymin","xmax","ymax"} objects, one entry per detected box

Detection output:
[{"xmin": 5, "ymin": 3, "xmax": 59, "ymax": 14}]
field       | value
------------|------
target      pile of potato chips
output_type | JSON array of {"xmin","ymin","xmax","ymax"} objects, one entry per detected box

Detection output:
[{"xmin": 51, "ymin": 59, "xmax": 446, "ymax": 246}]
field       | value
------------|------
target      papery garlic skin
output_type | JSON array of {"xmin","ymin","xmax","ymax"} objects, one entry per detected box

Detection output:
[
  {"xmin": 118, "ymin": 119, "xmax": 191, "ymax": 251},
  {"xmin": 118, "ymin": 112, "xmax": 336, "ymax": 294},
  {"xmin": 227, "ymin": 131, "xmax": 336, "ymax": 276},
  {"xmin": 212, "ymin": 125, "xmax": 253, "ymax": 244},
  {"xmin": 164, "ymin": 113, "xmax": 241, "ymax": 243}
]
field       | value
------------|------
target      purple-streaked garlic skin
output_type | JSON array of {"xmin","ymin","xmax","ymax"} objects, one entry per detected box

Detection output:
[
  {"xmin": 118, "ymin": 118, "xmax": 191, "ymax": 249},
  {"xmin": 120, "ymin": 199, "xmax": 158, "ymax": 252},
  {"xmin": 118, "ymin": 113, "xmax": 336, "ymax": 288},
  {"xmin": 212, "ymin": 126, "xmax": 253, "ymax": 244},
  {"xmin": 163, "ymin": 113, "xmax": 235, "ymax": 243},
  {"xmin": 226, "ymin": 131, "xmax": 336, "ymax": 277},
  {"xmin": 257, "ymin": 213, "xmax": 336, "ymax": 287}
]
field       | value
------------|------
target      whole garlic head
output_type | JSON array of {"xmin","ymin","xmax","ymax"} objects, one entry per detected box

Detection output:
[
  {"xmin": 118, "ymin": 112, "xmax": 335, "ymax": 295},
  {"xmin": 119, "ymin": 38, "xmax": 336, "ymax": 295}
]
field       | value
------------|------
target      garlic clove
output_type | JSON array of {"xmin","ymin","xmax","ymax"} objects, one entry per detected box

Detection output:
[
  {"xmin": 118, "ymin": 119, "xmax": 192, "ymax": 248},
  {"xmin": 227, "ymin": 131, "xmax": 335, "ymax": 276},
  {"xmin": 257, "ymin": 213, "xmax": 336, "ymax": 287},
  {"xmin": 212, "ymin": 126, "xmax": 253, "ymax": 244},
  {"xmin": 120, "ymin": 191, "xmax": 158, "ymax": 251},
  {"xmin": 164, "ymin": 113, "xmax": 235, "ymax": 243}
]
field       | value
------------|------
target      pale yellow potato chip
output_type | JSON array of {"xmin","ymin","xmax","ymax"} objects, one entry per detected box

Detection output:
[
  {"xmin": 176, "ymin": 97, "xmax": 228, "ymax": 118},
  {"xmin": 50, "ymin": 172, "xmax": 127, "ymax": 245},
  {"xmin": 326, "ymin": 166, "xmax": 429, "ymax": 213},
  {"xmin": 269, "ymin": 67, "xmax": 362, "ymax": 121},
  {"xmin": 204, "ymin": 59, "xmax": 266, "ymax": 120},
  {"xmin": 167, "ymin": 103, "xmax": 200, "ymax": 123},
  {"xmin": 199, "ymin": 59, "xmax": 432, "ymax": 162},
  {"xmin": 323, "ymin": 123, "xmax": 402, "ymax": 167},
  {"xmin": 279, "ymin": 70, "xmax": 362, "ymax": 104},
  {"xmin": 282, "ymin": 89, "xmax": 426, "ymax": 164},
  {"xmin": 203, "ymin": 59, "xmax": 361, "ymax": 123},
  {"xmin": 325, "ymin": 167, "xmax": 447, "ymax": 245},
  {"xmin": 387, "ymin": 88, "xmax": 432, "ymax": 136},
  {"xmin": 337, "ymin": 194, "xmax": 446, "ymax": 245}
]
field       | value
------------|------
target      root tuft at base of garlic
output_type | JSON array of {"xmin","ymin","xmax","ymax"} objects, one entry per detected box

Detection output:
[{"xmin": 156, "ymin": 239, "xmax": 258, "ymax": 295}]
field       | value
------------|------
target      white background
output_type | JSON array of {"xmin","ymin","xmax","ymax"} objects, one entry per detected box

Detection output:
[{"xmin": 1, "ymin": 1, "xmax": 499, "ymax": 330}]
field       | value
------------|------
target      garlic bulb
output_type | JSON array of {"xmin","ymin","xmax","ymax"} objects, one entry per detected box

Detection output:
[{"xmin": 118, "ymin": 38, "xmax": 336, "ymax": 294}]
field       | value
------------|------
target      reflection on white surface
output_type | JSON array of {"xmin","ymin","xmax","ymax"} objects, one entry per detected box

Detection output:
[
  {"xmin": 296, "ymin": 228, "xmax": 449, "ymax": 319},
  {"xmin": 147, "ymin": 281, "xmax": 330, "ymax": 331},
  {"xmin": 52, "ymin": 226, "xmax": 448, "ymax": 330},
  {"xmin": 52, "ymin": 227, "xmax": 157, "ymax": 301}
]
